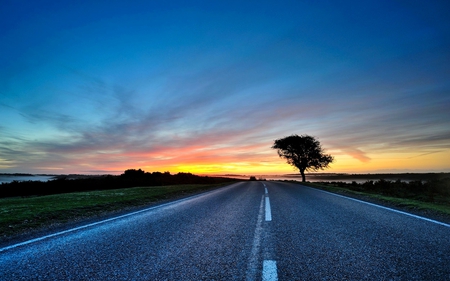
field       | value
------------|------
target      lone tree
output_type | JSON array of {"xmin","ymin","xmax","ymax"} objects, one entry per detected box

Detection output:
[{"xmin": 272, "ymin": 134, "xmax": 334, "ymax": 182}]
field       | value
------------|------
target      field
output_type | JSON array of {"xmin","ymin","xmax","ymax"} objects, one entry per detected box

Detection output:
[
  {"xmin": 301, "ymin": 180, "xmax": 450, "ymax": 222},
  {"xmin": 0, "ymin": 183, "xmax": 227, "ymax": 240},
  {"xmin": 2, "ymin": 172, "xmax": 449, "ymax": 241}
]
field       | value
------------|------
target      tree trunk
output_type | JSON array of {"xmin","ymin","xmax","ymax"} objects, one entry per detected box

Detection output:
[{"xmin": 300, "ymin": 169, "xmax": 306, "ymax": 182}]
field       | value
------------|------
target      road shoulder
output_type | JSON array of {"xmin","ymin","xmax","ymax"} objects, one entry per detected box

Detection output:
[{"xmin": 293, "ymin": 181, "xmax": 450, "ymax": 225}]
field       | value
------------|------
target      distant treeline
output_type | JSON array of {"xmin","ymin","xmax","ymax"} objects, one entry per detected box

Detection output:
[
  {"xmin": 0, "ymin": 173, "xmax": 35, "ymax": 176},
  {"xmin": 0, "ymin": 169, "xmax": 238, "ymax": 198},
  {"xmin": 323, "ymin": 178, "xmax": 450, "ymax": 204},
  {"xmin": 307, "ymin": 173, "xmax": 450, "ymax": 182}
]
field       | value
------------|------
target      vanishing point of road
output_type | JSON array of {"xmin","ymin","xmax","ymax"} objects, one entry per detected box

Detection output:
[{"xmin": 1, "ymin": 181, "xmax": 449, "ymax": 280}]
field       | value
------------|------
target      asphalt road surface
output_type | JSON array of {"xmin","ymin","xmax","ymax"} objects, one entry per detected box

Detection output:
[{"xmin": 1, "ymin": 181, "xmax": 449, "ymax": 280}]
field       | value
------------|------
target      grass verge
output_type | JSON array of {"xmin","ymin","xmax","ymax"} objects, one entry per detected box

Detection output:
[
  {"xmin": 0, "ymin": 183, "xmax": 228, "ymax": 240},
  {"xmin": 301, "ymin": 182, "xmax": 450, "ymax": 217}
]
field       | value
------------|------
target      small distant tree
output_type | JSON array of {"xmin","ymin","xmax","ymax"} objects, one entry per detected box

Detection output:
[
  {"xmin": 122, "ymin": 169, "xmax": 145, "ymax": 177},
  {"xmin": 272, "ymin": 134, "xmax": 334, "ymax": 182}
]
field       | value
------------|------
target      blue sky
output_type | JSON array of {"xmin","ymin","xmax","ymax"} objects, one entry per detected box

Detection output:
[{"xmin": 1, "ymin": 0, "xmax": 449, "ymax": 175}]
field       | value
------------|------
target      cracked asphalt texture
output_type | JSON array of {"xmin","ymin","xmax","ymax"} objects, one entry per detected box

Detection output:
[{"xmin": 1, "ymin": 181, "xmax": 449, "ymax": 280}]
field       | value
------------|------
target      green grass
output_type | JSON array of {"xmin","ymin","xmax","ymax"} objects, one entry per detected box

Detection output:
[
  {"xmin": 302, "ymin": 182, "xmax": 450, "ymax": 216},
  {"xmin": 0, "ymin": 183, "xmax": 226, "ymax": 239}
]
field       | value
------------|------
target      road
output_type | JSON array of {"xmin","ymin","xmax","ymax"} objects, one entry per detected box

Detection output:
[{"xmin": 1, "ymin": 181, "xmax": 449, "ymax": 280}]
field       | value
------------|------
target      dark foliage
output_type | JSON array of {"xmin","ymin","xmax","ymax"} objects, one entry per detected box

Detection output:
[
  {"xmin": 272, "ymin": 134, "xmax": 333, "ymax": 182},
  {"xmin": 0, "ymin": 169, "xmax": 237, "ymax": 198},
  {"xmin": 320, "ymin": 177, "xmax": 450, "ymax": 204}
]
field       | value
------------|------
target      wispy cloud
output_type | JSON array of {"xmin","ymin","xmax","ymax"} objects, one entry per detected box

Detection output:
[{"xmin": 1, "ymin": 1, "xmax": 449, "ymax": 173}]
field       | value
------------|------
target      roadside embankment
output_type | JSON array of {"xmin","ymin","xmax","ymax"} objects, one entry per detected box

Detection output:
[
  {"xmin": 0, "ymin": 183, "xmax": 232, "ymax": 243},
  {"xmin": 299, "ymin": 180, "xmax": 450, "ymax": 225}
]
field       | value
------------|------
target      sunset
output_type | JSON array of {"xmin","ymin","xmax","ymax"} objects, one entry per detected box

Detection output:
[
  {"xmin": 1, "ymin": 2, "xmax": 450, "ymax": 278},
  {"xmin": 1, "ymin": 1, "xmax": 449, "ymax": 176}
]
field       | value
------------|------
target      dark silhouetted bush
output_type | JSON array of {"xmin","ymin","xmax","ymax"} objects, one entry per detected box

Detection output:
[
  {"xmin": 318, "ymin": 177, "xmax": 450, "ymax": 204},
  {"xmin": 0, "ymin": 170, "xmax": 237, "ymax": 198}
]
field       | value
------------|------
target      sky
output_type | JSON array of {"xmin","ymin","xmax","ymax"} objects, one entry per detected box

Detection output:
[{"xmin": 1, "ymin": 0, "xmax": 449, "ymax": 175}]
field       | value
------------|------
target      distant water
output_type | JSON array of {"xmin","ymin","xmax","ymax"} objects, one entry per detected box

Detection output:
[
  {"xmin": 219, "ymin": 174, "xmax": 369, "ymax": 182},
  {"xmin": 264, "ymin": 174, "xmax": 388, "ymax": 183},
  {"xmin": 220, "ymin": 174, "xmax": 443, "ymax": 183},
  {"xmin": 266, "ymin": 174, "xmax": 390, "ymax": 183},
  {"xmin": 0, "ymin": 175, "xmax": 56, "ymax": 184}
]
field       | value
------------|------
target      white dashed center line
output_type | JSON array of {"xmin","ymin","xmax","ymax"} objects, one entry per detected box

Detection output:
[
  {"xmin": 248, "ymin": 182, "xmax": 277, "ymax": 281},
  {"xmin": 265, "ymin": 197, "xmax": 272, "ymax": 221},
  {"xmin": 262, "ymin": 260, "xmax": 278, "ymax": 281}
]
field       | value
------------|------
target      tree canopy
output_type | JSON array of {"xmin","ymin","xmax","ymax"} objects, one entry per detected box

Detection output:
[{"xmin": 272, "ymin": 134, "xmax": 334, "ymax": 182}]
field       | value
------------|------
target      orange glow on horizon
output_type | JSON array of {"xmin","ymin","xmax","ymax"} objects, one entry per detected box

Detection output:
[
  {"xmin": 19, "ymin": 144, "xmax": 450, "ymax": 176},
  {"xmin": 85, "ymin": 149, "xmax": 450, "ymax": 176}
]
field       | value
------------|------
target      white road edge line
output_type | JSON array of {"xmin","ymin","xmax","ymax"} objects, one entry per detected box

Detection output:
[
  {"xmin": 265, "ymin": 197, "xmax": 272, "ymax": 221},
  {"xmin": 262, "ymin": 260, "xmax": 278, "ymax": 281},
  {"xmin": 305, "ymin": 186, "xmax": 450, "ymax": 228},
  {"xmin": 0, "ymin": 184, "xmax": 236, "ymax": 253}
]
